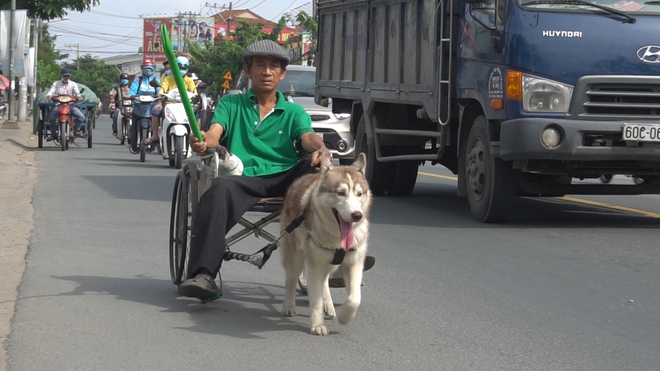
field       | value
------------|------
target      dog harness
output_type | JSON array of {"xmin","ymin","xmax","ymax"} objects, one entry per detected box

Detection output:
[{"xmin": 310, "ymin": 235, "xmax": 355, "ymax": 265}]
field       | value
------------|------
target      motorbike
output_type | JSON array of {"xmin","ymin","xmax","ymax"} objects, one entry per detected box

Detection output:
[
  {"xmin": 0, "ymin": 98, "xmax": 6, "ymax": 119},
  {"xmin": 116, "ymin": 97, "xmax": 133, "ymax": 145},
  {"xmin": 193, "ymin": 82, "xmax": 215, "ymax": 131},
  {"xmin": 158, "ymin": 89, "xmax": 194, "ymax": 169},
  {"xmin": 130, "ymin": 92, "xmax": 164, "ymax": 162},
  {"xmin": 50, "ymin": 94, "xmax": 93, "ymax": 151}
]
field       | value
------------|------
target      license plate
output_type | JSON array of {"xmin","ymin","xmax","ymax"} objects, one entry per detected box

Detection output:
[
  {"xmin": 316, "ymin": 132, "xmax": 323, "ymax": 139},
  {"xmin": 622, "ymin": 123, "xmax": 660, "ymax": 142}
]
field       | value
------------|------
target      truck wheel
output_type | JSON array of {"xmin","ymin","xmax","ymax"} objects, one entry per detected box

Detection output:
[
  {"xmin": 355, "ymin": 116, "xmax": 391, "ymax": 196},
  {"xmin": 464, "ymin": 116, "xmax": 513, "ymax": 223},
  {"xmin": 386, "ymin": 147, "xmax": 419, "ymax": 196}
]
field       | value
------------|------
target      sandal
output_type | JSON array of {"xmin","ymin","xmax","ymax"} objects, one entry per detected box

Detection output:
[
  {"xmin": 74, "ymin": 130, "xmax": 85, "ymax": 138},
  {"xmin": 143, "ymin": 137, "xmax": 157, "ymax": 146},
  {"xmin": 46, "ymin": 135, "xmax": 57, "ymax": 141}
]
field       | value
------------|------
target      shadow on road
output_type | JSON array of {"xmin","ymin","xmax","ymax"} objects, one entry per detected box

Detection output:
[{"xmin": 46, "ymin": 274, "xmax": 307, "ymax": 338}]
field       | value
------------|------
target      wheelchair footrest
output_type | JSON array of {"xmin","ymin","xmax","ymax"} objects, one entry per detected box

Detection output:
[{"xmin": 224, "ymin": 241, "xmax": 279, "ymax": 269}]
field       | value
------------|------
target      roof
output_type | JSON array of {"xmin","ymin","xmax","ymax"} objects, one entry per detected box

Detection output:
[
  {"xmin": 101, "ymin": 54, "xmax": 143, "ymax": 66},
  {"xmin": 214, "ymin": 9, "xmax": 295, "ymax": 31}
]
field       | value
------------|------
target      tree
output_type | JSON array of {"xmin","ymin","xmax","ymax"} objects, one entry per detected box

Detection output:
[
  {"xmin": 36, "ymin": 24, "xmax": 68, "ymax": 89},
  {"xmin": 293, "ymin": 11, "xmax": 317, "ymax": 64},
  {"xmin": 188, "ymin": 20, "xmax": 279, "ymax": 91},
  {"xmin": 62, "ymin": 55, "xmax": 117, "ymax": 95},
  {"xmin": 0, "ymin": 0, "xmax": 99, "ymax": 20}
]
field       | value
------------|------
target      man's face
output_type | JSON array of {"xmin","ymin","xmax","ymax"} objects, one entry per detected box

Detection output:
[
  {"xmin": 246, "ymin": 56, "xmax": 286, "ymax": 93},
  {"xmin": 62, "ymin": 74, "xmax": 71, "ymax": 82}
]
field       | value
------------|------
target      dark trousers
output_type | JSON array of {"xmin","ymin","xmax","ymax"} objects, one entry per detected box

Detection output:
[{"xmin": 188, "ymin": 155, "xmax": 317, "ymax": 277}]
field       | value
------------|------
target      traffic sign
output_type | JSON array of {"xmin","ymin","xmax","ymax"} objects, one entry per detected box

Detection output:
[
  {"xmin": 223, "ymin": 71, "xmax": 233, "ymax": 80},
  {"xmin": 221, "ymin": 80, "xmax": 232, "ymax": 89}
]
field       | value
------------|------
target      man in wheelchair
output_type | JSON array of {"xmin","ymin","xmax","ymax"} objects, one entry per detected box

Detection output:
[{"xmin": 180, "ymin": 40, "xmax": 340, "ymax": 301}]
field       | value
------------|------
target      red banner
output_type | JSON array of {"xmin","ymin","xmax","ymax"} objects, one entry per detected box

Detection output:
[{"xmin": 143, "ymin": 18, "xmax": 172, "ymax": 64}]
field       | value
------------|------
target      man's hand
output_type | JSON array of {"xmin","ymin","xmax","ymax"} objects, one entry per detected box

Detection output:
[
  {"xmin": 311, "ymin": 147, "xmax": 331, "ymax": 168},
  {"xmin": 190, "ymin": 131, "xmax": 208, "ymax": 153}
]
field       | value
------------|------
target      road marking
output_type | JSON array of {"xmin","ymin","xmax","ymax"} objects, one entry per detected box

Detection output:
[
  {"xmin": 418, "ymin": 171, "xmax": 660, "ymax": 218},
  {"xmin": 419, "ymin": 171, "xmax": 456, "ymax": 181}
]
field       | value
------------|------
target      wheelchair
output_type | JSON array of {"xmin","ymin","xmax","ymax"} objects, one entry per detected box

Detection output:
[{"xmin": 168, "ymin": 148, "xmax": 309, "ymax": 294}]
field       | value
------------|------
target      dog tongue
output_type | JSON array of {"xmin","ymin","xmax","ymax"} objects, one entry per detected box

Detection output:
[{"xmin": 339, "ymin": 219, "xmax": 354, "ymax": 251}]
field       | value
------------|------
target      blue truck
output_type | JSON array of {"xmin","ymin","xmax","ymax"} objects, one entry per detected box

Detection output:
[{"xmin": 314, "ymin": 0, "xmax": 660, "ymax": 222}]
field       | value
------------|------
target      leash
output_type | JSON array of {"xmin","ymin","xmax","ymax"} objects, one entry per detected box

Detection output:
[{"xmin": 223, "ymin": 214, "xmax": 305, "ymax": 269}]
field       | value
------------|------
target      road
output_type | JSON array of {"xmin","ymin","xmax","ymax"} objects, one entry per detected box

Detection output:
[{"xmin": 7, "ymin": 116, "xmax": 660, "ymax": 370}]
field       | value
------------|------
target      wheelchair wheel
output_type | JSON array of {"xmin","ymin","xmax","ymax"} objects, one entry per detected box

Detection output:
[{"xmin": 169, "ymin": 165, "xmax": 199, "ymax": 284}]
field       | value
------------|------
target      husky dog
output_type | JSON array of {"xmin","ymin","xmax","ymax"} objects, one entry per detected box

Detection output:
[
  {"xmin": 216, "ymin": 145, "xmax": 243, "ymax": 176},
  {"xmin": 280, "ymin": 152, "xmax": 372, "ymax": 335}
]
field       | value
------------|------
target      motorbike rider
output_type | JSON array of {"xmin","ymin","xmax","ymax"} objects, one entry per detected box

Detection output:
[
  {"xmin": 161, "ymin": 60, "xmax": 171, "ymax": 78},
  {"xmin": 45, "ymin": 67, "xmax": 86, "ymax": 141},
  {"xmin": 109, "ymin": 73, "xmax": 131, "ymax": 137},
  {"xmin": 145, "ymin": 56, "xmax": 197, "ymax": 146},
  {"xmin": 128, "ymin": 59, "xmax": 160, "ymax": 153}
]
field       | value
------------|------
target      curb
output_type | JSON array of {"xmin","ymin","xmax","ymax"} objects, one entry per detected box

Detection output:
[{"xmin": 0, "ymin": 119, "xmax": 36, "ymax": 371}]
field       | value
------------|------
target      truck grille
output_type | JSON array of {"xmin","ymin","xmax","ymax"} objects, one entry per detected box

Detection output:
[{"xmin": 575, "ymin": 77, "xmax": 660, "ymax": 119}]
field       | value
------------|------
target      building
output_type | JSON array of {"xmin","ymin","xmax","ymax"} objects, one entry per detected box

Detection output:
[
  {"xmin": 101, "ymin": 54, "xmax": 143, "ymax": 76},
  {"xmin": 213, "ymin": 9, "xmax": 297, "ymax": 44}
]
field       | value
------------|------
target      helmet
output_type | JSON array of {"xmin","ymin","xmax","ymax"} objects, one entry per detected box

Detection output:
[
  {"xmin": 176, "ymin": 56, "xmax": 190, "ymax": 76},
  {"xmin": 61, "ymin": 67, "xmax": 72, "ymax": 76},
  {"xmin": 120, "ymin": 73, "xmax": 129, "ymax": 80},
  {"xmin": 141, "ymin": 59, "xmax": 155, "ymax": 68},
  {"xmin": 189, "ymin": 72, "xmax": 199, "ymax": 81},
  {"xmin": 242, "ymin": 40, "xmax": 289, "ymax": 67},
  {"xmin": 141, "ymin": 59, "xmax": 155, "ymax": 76},
  {"xmin": 176, "ymin": 56, "xmax": 190, "ymax": 68}
]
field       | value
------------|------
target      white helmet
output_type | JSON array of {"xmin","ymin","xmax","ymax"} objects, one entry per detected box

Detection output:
[{"xmin": 189, "ymin": 72, "xmax": 199, "ymax": 81}]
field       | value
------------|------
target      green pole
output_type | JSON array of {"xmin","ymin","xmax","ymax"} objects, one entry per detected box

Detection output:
[{"xmin": 160, "ymin": 24, "xmax": 203, "ymax": 142}]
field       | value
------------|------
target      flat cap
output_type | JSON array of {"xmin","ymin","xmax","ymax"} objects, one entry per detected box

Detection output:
[{"xmin": 242, "ymin": 40, "xmax": 290, "ymax": 65}]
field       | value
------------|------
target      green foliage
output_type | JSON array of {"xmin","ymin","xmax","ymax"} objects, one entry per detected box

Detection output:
[
  {"xmin": 36, "ymin": 24, "xmax": 67, "ymax": 89},
  {"xmin": 188, "ymin": 20, "xmax": 277, "ymax": 92},
  {"xmin": 61, "ymin": 55, "xmax": 117, "ymax": 95},
  {"xmin": 0, "ymin": 0, "xmax": 99, "ymax": 20},
  {"xmin": 294, "ymin": 11, "xmax": 317, "ymax": 64}
]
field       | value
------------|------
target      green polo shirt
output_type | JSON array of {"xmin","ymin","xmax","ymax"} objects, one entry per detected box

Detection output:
[{"xmin": 211, "ymin": 88, "xmax": 313, "ymax": 177}]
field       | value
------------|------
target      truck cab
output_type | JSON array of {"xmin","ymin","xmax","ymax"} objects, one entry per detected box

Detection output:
[{"xmin": 315, "ymin": 0, "xmax": 660, "ymax": 222}]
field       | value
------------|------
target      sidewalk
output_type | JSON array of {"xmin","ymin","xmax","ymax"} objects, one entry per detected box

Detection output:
[{"xmin": 0, "ymin": 119, "xmax": 37, "ymax": 371}]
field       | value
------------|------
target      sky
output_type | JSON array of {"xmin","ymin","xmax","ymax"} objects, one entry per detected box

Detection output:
[{"xmin": 48, "ymin": 0, "xmax": 312, "ymax": 62}]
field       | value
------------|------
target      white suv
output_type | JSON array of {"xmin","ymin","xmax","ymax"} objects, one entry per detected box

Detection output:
[{"xmin": 230, "ymin": 65, "xmax": 355, "ymax": 163}]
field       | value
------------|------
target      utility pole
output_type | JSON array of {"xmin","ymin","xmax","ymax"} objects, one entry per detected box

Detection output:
[
  {"xmin": 226, "ymin": 2, "xmax": 232, "ymax": 36},
  {"xmin": 30, "ymin": 18, "xmax": 39, "ymax": 115},
  {"xmin": 205, "ymin": 2, "xmax": 232, "ymax": 38},
  {"xmin": 176, "ymin": 13, "xmax": 183, "ymax": 52},
  {"xmin": 65, "ymin": 43, "xmax": 80, "ymax": 69},
  {"xmin": 8, "ymin": 0, "xmax": 16, "ymax": 122}
]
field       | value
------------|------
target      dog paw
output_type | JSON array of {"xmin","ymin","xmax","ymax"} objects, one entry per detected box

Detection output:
[
  {"xmin": 338, "ymin": 303, "xmax": 358, "ymax": 325},
  {"xmin": 310, "ymin": 324, "xmax": 329, "ymax": 336},
  {"xmin": 282, "ymin": 305, "xmax": 297, "ymax": 317},
  {"xmin": 324, "ymin": 303, "xmax": 336, "ymax": 319}
]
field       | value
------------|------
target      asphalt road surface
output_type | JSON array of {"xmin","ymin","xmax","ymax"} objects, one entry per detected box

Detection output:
[{"xmin": 7, "ymin": 117, "xmax": 660, "ymax": 370}]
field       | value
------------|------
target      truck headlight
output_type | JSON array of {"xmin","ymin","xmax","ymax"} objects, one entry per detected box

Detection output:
[{"xmin": 522, "ymin": 75, "xmax": 573, "ymax": 113}]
